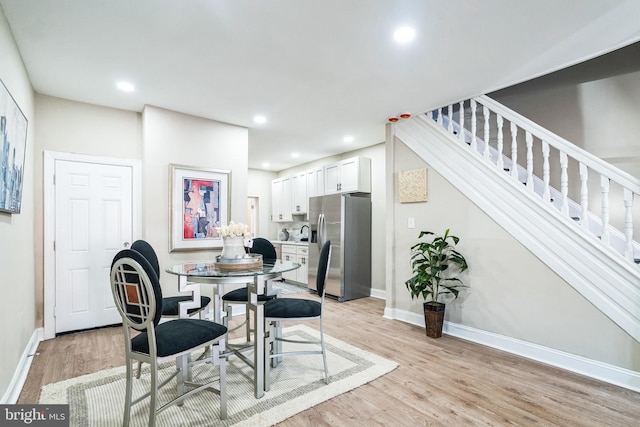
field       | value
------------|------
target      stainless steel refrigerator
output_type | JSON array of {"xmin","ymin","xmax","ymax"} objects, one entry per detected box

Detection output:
[{"xmin": 308, "ymin": 193, "xmax": 371, "ymax": 301}]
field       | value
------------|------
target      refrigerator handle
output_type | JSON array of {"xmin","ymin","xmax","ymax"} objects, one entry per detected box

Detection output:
[{"xmin": 318, "ymin": 213, "xmax": 325, "ymax": 251}]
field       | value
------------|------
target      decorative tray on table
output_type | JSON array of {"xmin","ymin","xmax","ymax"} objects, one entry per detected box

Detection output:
[{"xmin": 214, "ymin": 254, "xmax": 263, "ymax": 271}]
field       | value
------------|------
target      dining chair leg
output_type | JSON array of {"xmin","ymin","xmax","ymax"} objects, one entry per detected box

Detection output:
[
  {"xmin": 149, "ymin": 362, "xmax": 158, "ymax": 427},
  {"xmin": 219, "ymin": 349, "xmax": 228, "ymax": 419},
  {"xmin": 264, "ymin": 320, "xmax": 275, "ymax": 392},
  {"xmin": 123, "ymin": 360, "xmax": 133, "ymax": 427},
  {"xmin": 273, "ymin": 320, "xmax": 283, "ymax": 366},
  {"xmin": 319, "ymin": 318, "xmax": 329, "ymax": 384}
]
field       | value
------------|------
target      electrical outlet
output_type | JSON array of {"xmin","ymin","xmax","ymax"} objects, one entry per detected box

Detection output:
[{"xmin": 408, "ymin": 217, "xmax": 415, "ymax": 229}]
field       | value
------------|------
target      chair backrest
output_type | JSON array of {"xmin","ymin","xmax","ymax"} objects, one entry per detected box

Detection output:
[
  {"xmin": 131, "ymin": 240, "xmax": 160, "ymax": 279},
  {"xmin": 316, "ymin": 240, "xmax": 331, "ymax": 297},
  {"xmin": 111, "ymin": 249, "xmax": 163, "ymax": 330},
  {"xmin": 249, "ymin": 237, "xmax": 277, "ymax": 262}
]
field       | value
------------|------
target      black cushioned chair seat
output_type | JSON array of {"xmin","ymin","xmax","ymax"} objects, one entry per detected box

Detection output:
[
  {"xmin": 264, "ymin": 297, "xmax": 321, "ymax": 318},
  {"xmin": 162, "ymin": 295, "xmax": 211, "ymax": 316},
  {"xmin": 131, "ymin": 318, "xmax": 227, "ymax": 358},
  {"xmin": 222, "ymin": 287, "xmax": 274, "ymax": 303}
]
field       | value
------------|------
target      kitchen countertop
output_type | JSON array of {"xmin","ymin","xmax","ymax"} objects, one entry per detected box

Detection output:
[{"xmin": 270, "ymin": 240, "xmax": 309, "ymax": 246}]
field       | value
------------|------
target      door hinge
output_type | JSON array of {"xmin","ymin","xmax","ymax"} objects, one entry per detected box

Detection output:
[
  {"xmin": 53, "ymin": 240, "xmax": 56, "ymax": 251},
  {"xmin": 53, "ymin": 306, "xmax": 56, "ymax": 318},
  {"xmin": 53, "ymin": 174, "xmax": 55, "ymax": 185}
]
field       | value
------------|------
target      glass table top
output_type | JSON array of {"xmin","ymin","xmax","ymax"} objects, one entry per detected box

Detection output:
[{"xmin": 166, "ymin": 259, "xmax": 300, "ymax": 278}]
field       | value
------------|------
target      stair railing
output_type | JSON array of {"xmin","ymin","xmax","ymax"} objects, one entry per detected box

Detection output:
[{"xmin": 429, "ymin": 95, "xmax": 639, "ymax": 266}]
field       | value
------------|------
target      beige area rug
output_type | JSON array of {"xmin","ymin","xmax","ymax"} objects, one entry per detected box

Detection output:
[
  {"xmin": 39, "ymin": 325, "xmax": 398, "ymax": 426},
  {"xmin": 271, "ymin": 281, "xmax": 308, "ymax": 295}
]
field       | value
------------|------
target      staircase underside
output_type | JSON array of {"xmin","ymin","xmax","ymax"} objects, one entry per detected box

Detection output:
[{"xmin": 395, "ymin": 114, "xmax": 640, "ymax": 342}]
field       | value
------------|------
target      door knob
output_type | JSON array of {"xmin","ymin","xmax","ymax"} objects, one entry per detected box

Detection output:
[{"xmin": 123, "ymin": 242, "xmax": 130, "ymax": 248}]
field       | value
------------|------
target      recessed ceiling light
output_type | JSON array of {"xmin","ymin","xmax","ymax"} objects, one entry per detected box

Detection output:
[
  {"xmin": 253, "ymin": 115, "xmax": 267, "ymax": 124},
  {"xmin": 291, "ymin": 152, "xmax": 300, "ymax": 158},
  {"xmin": 393, "ymin": 26, "xmax": 416, "ymax": 44},
  {"xmin": 343, "ymin": 136, "xmax": 354, "ymax": 143},
  {"xmin": 116, "ymin": 81, "xmax": 135, "ymax": 92},
  {"xmin": 262, "ymin": 162, "xmax": 270, "ymax": 168}
]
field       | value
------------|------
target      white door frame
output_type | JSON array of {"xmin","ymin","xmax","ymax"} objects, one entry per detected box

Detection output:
[{"xmin": 43, "ymin": 151, "xmax": 142, "ymax": 339}]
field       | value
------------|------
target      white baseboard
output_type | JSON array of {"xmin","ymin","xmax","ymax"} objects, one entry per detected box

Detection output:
[
  {"xmin": 1, "ymin": 328, "xmax": 43, "ymax": 404},
  {"xmin": 384, "ymin": 308, "xmax": 640, "ymax": 392},
  {"xmin": 369, "ymin": 288, "xmax": 386, "ymax": 300}
]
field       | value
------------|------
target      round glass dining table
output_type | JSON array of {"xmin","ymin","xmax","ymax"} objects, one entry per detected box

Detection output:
[{"xmin": 165, "ymin": 259, "xmax": 300, "ymax": 398}]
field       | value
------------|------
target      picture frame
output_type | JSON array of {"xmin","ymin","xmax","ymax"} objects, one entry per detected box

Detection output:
[
  {"xmin": 170, "ymin": 164, "xmax": 230, "ymax": 252},
  {"xmin": 0, "ymin": 78, "xmax": 28, "ymax": 214},
  {"xmin": 399, "ymin": 168, "xmax": 428, "ymax": 203}
]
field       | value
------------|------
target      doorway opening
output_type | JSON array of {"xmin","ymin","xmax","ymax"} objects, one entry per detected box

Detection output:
[{"xmin": 247, "ymin": 196, "xmax": 259, "ymax": 237}]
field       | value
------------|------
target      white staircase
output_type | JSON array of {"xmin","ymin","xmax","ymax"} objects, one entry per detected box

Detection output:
[{"xmin": 395, "ymin": 96, "xmax": 640, "ymax": 342}]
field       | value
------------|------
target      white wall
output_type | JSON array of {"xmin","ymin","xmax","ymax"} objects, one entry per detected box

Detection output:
[
  {"xmin": 0, "ymin": 7, "xmax": 35, "ymax": 401},
  {"xmin": 141, "ymin": 105, "xmax": 248, "ymax": 296},
  {"xmin": 390, "ymin": 137, "xmax": 640, "ymax": 371}
]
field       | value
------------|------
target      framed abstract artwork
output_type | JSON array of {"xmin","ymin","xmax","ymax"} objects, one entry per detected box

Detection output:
[
  {"xmin": 0, "ymin": 78, "xmax": 28, "ymax": 214},
  {"xmin": 170, "ymin": 164, "xmax": 230, "ymax": 252}
]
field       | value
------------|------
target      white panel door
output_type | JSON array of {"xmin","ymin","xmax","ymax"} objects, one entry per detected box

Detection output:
[{"xmin": 54, "ymin": 159, "xmax": 133, "ymax": 333}]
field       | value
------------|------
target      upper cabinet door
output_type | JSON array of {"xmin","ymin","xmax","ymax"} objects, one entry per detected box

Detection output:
[
  {"xmin": 314, "ymin": 167, "xmax": 324, "ymax": 197},
  {"xmin": 291, "ymin": 171, "xmax": 308, "ymax": 214},
  {"xmin": 323, "ymin": 157, "xmax": 371, "ymax": 194},
  {"xmin": 324, "ymin": 163, "xmax": 340, "ymax": 194},
  {"xmin": 307, "ymin": 167, "xmax": 324, "ymax": 199},
  {"xmin": 271, "ymin": 176, "xmax": 293, "ymax": 222}
]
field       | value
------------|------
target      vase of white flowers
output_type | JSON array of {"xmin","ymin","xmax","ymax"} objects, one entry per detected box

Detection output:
[{"xmin": 216, "ymin": 221, "xmax": 251, "ymax": 259}]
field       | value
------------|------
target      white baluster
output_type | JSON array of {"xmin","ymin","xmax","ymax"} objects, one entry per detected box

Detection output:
[
  {"xmin": 623, "ymin": 188, "xmax": 634, "ymax": 261},
  {"xmin": 600, "ymin": 175, "xmax": 611, "ymax": 246},
  {"xmin": 437, "ymin": 107, "xmax": 443, "ymax": 126},
  {"xmin": 542, "ymin": 141, "xmax": 551, "ymax": 203},
  {"xmin": 526, "ymin": 131, "xmax": 534, "ymax": 191},
  {"xmin": 447, "ymin": 104, "xmax": 453, "ymax": 133},
  {"xmin": 510, "ymin": 123, "xmax": 518, "ymax": 180},
  {"xmin": 483, "ymin": 105, "xmax": 491, "ymax": 160},
  {"xmin": 579, "ymin": 163, "xmax": 589, "ymax": 230},
  {"xmin": 458, "ymin": 101, "xmax": 465, "ymax": 143},
  {"xmin": 560, "ymin": 152, "xmax": 569, "ymax": 216},
  {"xmin": 496, "ymin": 114, "xmax": 504, "ymax": 170},
  {"xmin": 470, "ymin": 99, "xmax": 478, "ymax": 153}
]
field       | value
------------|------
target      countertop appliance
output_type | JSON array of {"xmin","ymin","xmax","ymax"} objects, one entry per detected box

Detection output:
[{"xmin": 308, "ymin": 193, "xmax": 371, "ymax": 301}]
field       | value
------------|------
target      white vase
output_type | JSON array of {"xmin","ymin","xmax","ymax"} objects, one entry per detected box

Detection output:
[{"xmin": 220, "ymin": 236, "xmax": 246, "ymax": 259}]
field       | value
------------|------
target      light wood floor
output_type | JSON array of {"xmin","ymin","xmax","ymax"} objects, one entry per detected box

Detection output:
[{"xmin": 19, "ymin": 293, "xmax": 640, "ymax": 426}]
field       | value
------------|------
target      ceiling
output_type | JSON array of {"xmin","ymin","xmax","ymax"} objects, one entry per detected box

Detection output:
[{"xmin": 1, "ymin": 1, "xmax": 639, "ymax": 171}]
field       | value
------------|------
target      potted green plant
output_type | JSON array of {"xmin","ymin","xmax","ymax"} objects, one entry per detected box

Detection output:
[{"xmin": 405, "ymin": 229, "xmax": 468, "ymax": 338}]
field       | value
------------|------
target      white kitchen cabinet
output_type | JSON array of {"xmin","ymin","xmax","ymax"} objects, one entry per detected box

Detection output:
[
  {"xmin": 296, "ymin": 246, "xmax": 309, "ymax": 285},
  {"xmin": 323, "ymin": 156, "xmax": 371, "ymax": 194},
  {"xmin": 306, "ymin": 167, "xmax": 324, "ymax": 201},
  {"xmin": 281, "ymin": 244, "xmax": 309, "ymax": 285},
  {"xmin": 291, "ymin": 171, "xmax": 308, "ymax": 214},
  {"xmin": 306, "ymin": 169, "xmax": 316, "ymax": 200},
  {"xmin": 271, "ymin": 176, "xmax": 292, "ymax": 222},
  {"xmin": 281, "ymin": 245, "xmax": 298, "ymax": 282}
]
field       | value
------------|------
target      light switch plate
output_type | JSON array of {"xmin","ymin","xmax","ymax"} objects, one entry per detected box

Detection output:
[{"xmin": 408, "ymin": 217, "xmax": 415, "ymax": 228}]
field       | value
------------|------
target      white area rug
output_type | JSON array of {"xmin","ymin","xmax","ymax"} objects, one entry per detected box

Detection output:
[{"xmin": 40, "ymin": 325, "xmax": 397, "ymax": 426}]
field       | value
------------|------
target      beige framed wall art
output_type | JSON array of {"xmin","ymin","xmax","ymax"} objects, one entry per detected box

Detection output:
[{"xmin": 399, "ymin": 168, "xmax": 428, "ymax": 203}]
